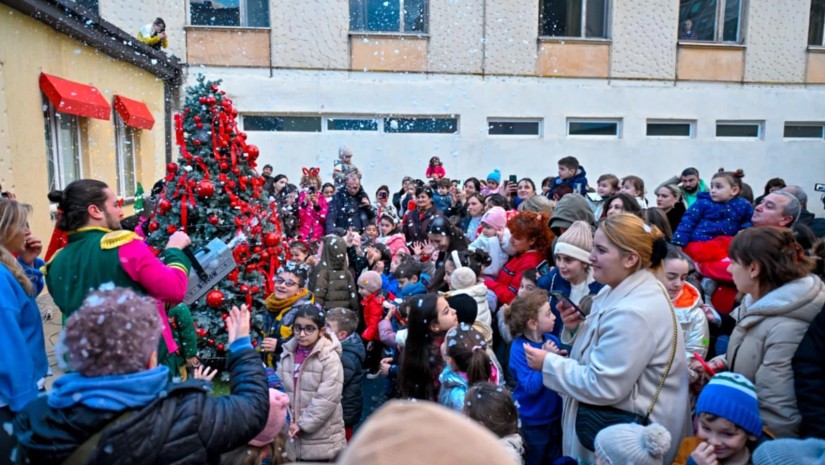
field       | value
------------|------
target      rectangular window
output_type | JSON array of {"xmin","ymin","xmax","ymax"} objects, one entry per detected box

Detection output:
[
  {"xmin": 349, "ymin": 0, "xmax": 429, "ymax": 33},
  {"xmin": 190, "ymin": 0, "xmax": 270, "ymax": 27},
  {"xmin": 114, "ymin": 114, "xmax": 138, "ymax": 199},
  {"xmin": 716, "ymin": 121, "xmax": 762, "ymax": 138},
  {"xmin": 327, "ymin": 118, "xmax": 379, "ymax": 131},
  {"xmin": 646, "ymin": 121, "xmax": 694, "ymax": 137},
  {"xmin": 384, "ymin": 117, "xmax": 458, "ymax": 134},
  {"xmin": 567, "ymin": 119, "xmax": 620, "ymax": 137},
  {"xmin": 678, "ymin": 0, "xmax": 742, "ymax": 43},
  {"xmin": 243, "ymin": 116, "xmax": 322, "ymax": 132},
  {"xmin": 488, "ymin": 120, "xmax": 542, "ymax": 136},
  {"xmin": 43, "ymin": 99, "xmax": 82, "ymax": 192},
  {"xmin": 539, "ymin": 0, "xmax": 609, "ymax": 38},
  {"xmin": 810, "ymin": 0, "xmax": 825, "ymax": 46},
  {"xmin": 784, "ymin": 123, "xmax": 825, "ymax": 139}
]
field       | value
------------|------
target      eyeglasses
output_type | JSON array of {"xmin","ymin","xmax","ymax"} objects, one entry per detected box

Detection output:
[
  {"xmin": 294, "ymin": 325, "xmax": 317, "ymax": 335},
  {"xmin": 274, "ymin": 277, "xmax": 299, "ymax": 287}
]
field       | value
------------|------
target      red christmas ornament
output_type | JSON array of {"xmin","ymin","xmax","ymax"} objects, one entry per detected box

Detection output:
[
  {"xmin": 199, "ymin": 97, "xmax": 207, "ymax": 104},
  {"xmin": 196, "ymin": 180, "xmax": 215, "ymax": 198},
  {"xmin": 166, "ymin": 163, "xmax": 178, "ymax": 173},
  {"xmin": 250, "ymin": 285, "xmax": 260, "ymax": 294},
  {"xmin": 246, "ymin": 145, "xmax": 259, "ymax": 160},
  {"xmin": 238, "ymin": 132, "xmax": 247, "ymax": 140},
  {"xmin": 206, "ymin": 290, "xmax": 225, "ymax": 308},
  {"xmin": 232, "ymin": 168, "xmax": 241, "ymax": 176},
  {"xmin": 217, "ymin": 344, "xmax": 225, "ymax": 352},
  {"xmin": 158, "ymin": 198, "xmax": 172, "ymax": 213},
  {"xmin": 252, "ymin": 246, "xmax": 262, "ymax": 254},
  {"xmin": 196, "ymin": 122, "xmax": 203, "ymax": 130},
  {"xmin": 211, "ymin": 84, "xmax": 219, "ymax": 92},
  {"xmin": 207, "ymin": 339, "xmax": 215, "ymax": 346},
  {"xmin": 196, "ymin": 328, "xmax": 207, "ymax": 338},
  {"xmin": 193, "ymin": 115, "xmax": 201, "ymax": 123},
  {"xmin": 206, "ymin": 96, "xmax": 217, "ymax": 106},
  {"xmin": 219, "ymin": 161, "xmax": 229, "ymax": 172},
  {"xmin": 263, "ymin": 232, "xmax": 280, "ymax": 247},
  {"xmin": 226, "ymin": 180, "xmax": 236, "ymax": 190},
  {"xmin": 193, "ymin": 140, "xmax": 201, "ymax": 147},
  {"xmin": 245, "ymin": 264, "xmax": 257, "ymax": 274},
  {"xmin": 239, "ymin": 284, "xmax": 249, "ymax": 293},
  {"xmin": 220, "ymin": 313, "xmax": 229, "ymax": 320},
  {"xmin": 208, "ymin": 215, "xmax": 220, "ymax": 225},
  {"xmin": 148, "ymin": 221, "xmax": 159, "ymax": 232},
  {"xmin": 166, "ymin": 225, "xmax": 177, "ymax": 234},
  {"xmin": 260, "ymin": 251, "xmax": 270, "ymax": 260}
]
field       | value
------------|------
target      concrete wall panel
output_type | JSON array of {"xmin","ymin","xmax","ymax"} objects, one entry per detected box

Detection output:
[
  {"xmin": 351, "ymin": 37, "xmax": 428, "ymax": 72},
  {"xmin": 483, "ymin": 0, "xmax": 538, "ymax": 75},
  {"xmin": 186, "ymin": 28, "xmax": 270, "ymax": 67},
  {"xmin": 537, "ymin": 42, "xmax": 610, "ymax": 78},
  {"xmin": 677, "ymin": 46, "xmax": 745, "ymax": 82},
  {"xmin": 743, "ymin": 0, "xmax": 808, "ymax": 83},
  {"xmin": 271, "ymin": 0, "xmax": 349, "ymax": 69},
  {"xmin": 428, "ymin": 0, "xmax": 484, "ymax": 73},
  {"xmin": 610, "ymin": 0, "xmax": 678, "ymax": 79},
  {"xmin": 100, "ymin": 0, "xmax": 186, "ymax": 60}
]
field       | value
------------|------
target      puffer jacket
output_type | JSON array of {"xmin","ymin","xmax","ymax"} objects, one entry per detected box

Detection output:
[
  {"xmin": 546, "ymin": 166, "xmax": 589, "ymax": 198},
  {"xmin": 340, "ymin": 332, "xmax": 366, "ymax": 427},
  {"xmin": 794, "ymin": 302, "xmax": 825, "ymax": 439},
  {"xmin": 672, "ymin": 192, "xmax": 753, "ymax": 246},
  {"xmin": 437, "ymin": 365, "xmax": 469, "ymax": 413},
  {"xmin": 484, "ymin": 250, "xmax": 544, "ymax": 306},
  {"xmin": 446, "ymin": 282, "xmax": 494, "ymax": 343},
  {"xmin": 325, "ymin": 186, "xmax": 374, "ymax": 235},
  {"xmin": 548, "ymin": 193, "xmax": 596, "ymax": 229},
  {"xmin": 726, "ymin": 275, "xmax": 825, "ymax": 438},
  {"xmin": 402, "ymin": 205, "xmax": 443, "ymax": 244},
  {"xmin": 14, "ymin": 342, "xmax": 268, "ymax": 465},
  {"xmin": 672, "ymin": 282, "xmax": 709, "ymax": 359},
  {"xmin": 297, "ymin": 191, "xmax": 328, "ymax": 242},
  {"xmin": 308, "ymin": 236, "xmax": 360, "ymax": 311},
  {"xmin": 277, "ymin": 333, "xmax": 346, "ymax": 461}
]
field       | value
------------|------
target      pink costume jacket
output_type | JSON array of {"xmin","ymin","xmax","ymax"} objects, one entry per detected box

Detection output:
[{"xmin": 297, "ymin": 192, "xmax": 328, "ymax": 242}]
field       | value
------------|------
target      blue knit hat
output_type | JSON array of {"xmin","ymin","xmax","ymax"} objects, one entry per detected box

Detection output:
[
  {"xmin": 696, "ymin": 372, "xmax": 762, "ymax": 436},
  {"xmin": 487, "ymin": 169, "xmax": 501, "ymax": 184}
]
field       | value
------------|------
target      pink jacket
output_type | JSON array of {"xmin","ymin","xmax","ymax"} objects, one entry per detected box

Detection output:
[
  {"xmin": 378, "ymin": 233, "xmax": 409, "ymax": 259},
  {"xmin": 297, "ymin": 192, "xmax": 328, "ymax": 242},
  {"xmin": 426, "ymin": 165, "xmax": 446, "ymax": 179}
]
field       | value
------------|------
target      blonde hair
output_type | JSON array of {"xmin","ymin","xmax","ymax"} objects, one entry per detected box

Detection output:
[
  {"xmin": 599, "ymin": 213, "xmax": 665, "ymax": 272},
  {"xmin": 0, "ymin": 199, "xmax": 34, "ymax": 295}
]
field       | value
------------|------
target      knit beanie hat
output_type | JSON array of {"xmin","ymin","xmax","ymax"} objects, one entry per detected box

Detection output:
[
  {"xmin": 554, "ymin": 220, "xmax": 593, "ymax": 264},
  {"xmin": 358, "ymin": 270, "xmax": 383, "ymax": 293},
  {"xmin": 481, "ymin": 207, "xmax": 507, "ymax": 231},
  {"xmin": 447, "ymin": 293, "xmax": 478, "ymax": 325},
  {"xmin": 451, "ymin": 267, "xmax": 477, "ymax": 290},
  {"xmin": 487, "ymin": 169, "xmax": 501, "ymax": 184},
  {"xmin": 696, "ymin": 372, "xmax": 762, "ymax": 437},
  {"xmin": 594, "ymin": 423, "xmax": 671, "ymax": 465},
  {"xmin": 753, "ymin": 438, "xmax": 825, "ymax": 465},
  {"xmin": 249, "ymin": 389, "xmax": 290, "ymax": 447}
]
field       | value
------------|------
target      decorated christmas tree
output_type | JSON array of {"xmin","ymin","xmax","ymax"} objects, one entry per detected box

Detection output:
[{"xmin": 146, "ymin": 75, "xmax": 284, "ymax": 359}]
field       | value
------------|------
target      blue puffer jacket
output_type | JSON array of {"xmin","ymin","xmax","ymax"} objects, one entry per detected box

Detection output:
[
  {"xmin": 437, "ymin": 365, "xmax": 468, "ymax": 413},
  {"xmin": 537, "ymin": 268, "xmax": 604, "ymax": 337},
  {"xmin": 546, "ymin": 166, "xmax": 589, "ymax": 198},
  {"xmin": 672, "ymin": 192, "xmax": 753, "ymax": 246}
]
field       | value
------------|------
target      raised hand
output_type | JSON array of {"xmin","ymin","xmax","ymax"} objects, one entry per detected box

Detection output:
[
  {"xmin": 193, "ymin": 365, "xmax": 217, "ymax": 382},
  {"xmin": 226, "ymin": 304, "xmax": 250, "ymax": 345}
]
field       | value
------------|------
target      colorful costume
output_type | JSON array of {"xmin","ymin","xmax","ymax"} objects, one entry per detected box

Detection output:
[
  {"xmin": 297, "ymin": 191, "xmax": 328, "ymax": 242},
  {"xmin": 44, "ymin": 227, "xmax": 191, "ymax": 353},
  {"xmin": 160, "ymin": 303, "xmax": 199, "ymax": 380}
]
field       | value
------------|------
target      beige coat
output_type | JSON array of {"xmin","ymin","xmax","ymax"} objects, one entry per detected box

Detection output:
[
  {"xmin": 277, "ymin": 332, "xmax": 347, "ymax": 461},
  {"xmin": 542, "ymin": 270, "xmax": 690, "ymax": 465},
  {"xmin": 726, "ymin": 275, "xmax": 825, "ymax": 438}
]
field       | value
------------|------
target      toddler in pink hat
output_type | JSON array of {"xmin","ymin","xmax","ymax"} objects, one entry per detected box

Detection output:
[{"xmin": 469, "ymin": 207, "xmax": 511, "ymax": 279}]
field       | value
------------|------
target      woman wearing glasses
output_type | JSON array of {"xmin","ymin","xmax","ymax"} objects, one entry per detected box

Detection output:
[{"xmin": 262, "ymin": 262, "xmax": 314, "ymax": 366}]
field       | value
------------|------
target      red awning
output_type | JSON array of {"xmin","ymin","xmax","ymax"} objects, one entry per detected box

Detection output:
[
  {"xmin": 114, "ymin": 95, "xmax": 155, "ymax": 130},
  {"xmin": 39, "ymin": 72, "xmax": 110, "ymax": 120}
]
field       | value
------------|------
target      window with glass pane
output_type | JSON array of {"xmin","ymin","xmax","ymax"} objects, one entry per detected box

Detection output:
[
  {"xmin": 810, "ymin": 0, "xmax": 825, "ymax": 46},
  {"xmin": 244, "ymin": 116, "xmax": 322, "ymax": 132},
  {"xmin": 327, "ymin": 118, "xmax": 379, "ymax": 131},
  {"xmin": 539, "ymin": 0, "xmax": 609, "ymax": 38},
  {"xmin": 488, "ymin": 121, "xmax": 541, "ymax": 136},
  {"xmin": 384, "ymin": 117, "xmax": 457, "ymax": 133},
  {"xmin": 679, "ymin": 0, "xmax": 741, "ymax": 42},
  {"xmin": 716, "ymin": 123, "xmax": 760, "ymax": 138},
  {"xmin": 43, "ymin": 100, "xmax": 82, "ymax": 192},
  {"xmin": 646, "ymin": 122, "xmax": 693, "ymax": 137},
  {"xmin": 784, "ymin": 124, "xmax": 825, "ymax": 139},
  {"xmin": 350, "ymin": 0, "xmax": 428, "ymax": 33},
  {"xmin": 190, "ymin": 0, "xmax": 270, "ymax": 27},
  {"xmin": 568, "ymin": 120, "xmax": 619, "ymax": 136},
  {"xmin": 115, "ymin": 115, "xmax": 138, "ymax": 198}
]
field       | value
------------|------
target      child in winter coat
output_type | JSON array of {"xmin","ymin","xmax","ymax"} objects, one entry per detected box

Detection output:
[
  {"xmin": 277, "ymin": 305, "xmax": 346, "ymax": 461},
  {"xmin": 358, "ymin": 270, "xmax": 389, "ymax": 377},
  {"xmin": 438, "ymin": 324, "xmax": 498, "ymax": 412},
  {"xmin": 655, "ymin": 245, "xmax": 710, "ymax": 359},
  {"xmin": 159, "ymin": 303, "xmax": 199, "ymax": 381},
  {"xmin": 546, "ymin": 156, "xmax": 589, "ymax": 198},
  {"xmin": 482, "ymin": 169, "xmax": 502, "ymax": 196},
  {"xmin": 620, "ymin": 174, "xmax": 649, "ymax": 208},
  {"xmin": 426, "ymin": 156, "xmax": 446, "ymax": 181},
  {"xmin": 464, "ymin": 382, "xmax": 525, "ymax": 465},
  {"xmin": 394, "ymin": 259, "xmax": 427, "ymax": 298},
  {"xmin": 444, "ymin": 250, "xmax": 495, "ymax": 344},
  {"xmin": 307, "ymin": 235, "xmax": 360, "ymax": 311},
  {"xmin": 468, "ymin": 207, "xmax": 510, "ymax": 279},
  {"xmin": 326, "ymin": 308, "xmax": 365, "ymax": 441},
  {"xmin": 587, "ymin": 173, "xmax": 620, "ymax": 220},
  {"xmin": 673, "ymin": 373, "xmax": 762, "ymax": 465},
  {"xmin": 377, "ymin": 213, "xmax": 409, "ymax": 259},
  {"xmin": 504, "ymin": 289, "xmax": 564, "ymax": 465},
  {"xmin": 432, "ymin": 178, "xmax": 454, "ymax": 214},
  {"xmin": 297, "ymin": 167, "xmax": 328, "ymax": 242}
]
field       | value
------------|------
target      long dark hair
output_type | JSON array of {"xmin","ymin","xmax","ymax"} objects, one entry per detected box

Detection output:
[
  {"xmin": 426, "ymin": 217, "xmax": 469, "ymax": 292},
  {"xmin": 48, "ymin": 179, "xmax": 109, "ymax": 231},
  {"xmin": 399, "ymin": 293, "xmax": 442, "ymax": 401}
]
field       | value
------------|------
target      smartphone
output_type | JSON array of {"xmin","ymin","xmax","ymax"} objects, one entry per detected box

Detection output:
[
  {"xmin": 548, "ymin": 291, "xmax": 586, "ymax": 318},
  {"xmin": 815, "ymin": 183, "xmax": 825, "ymax": 193},
  {"xmin": 509, "ymin": 174, "xmax": 518, "ymax": 184},
  {"xmin": 692, "ymin": 352, "xmax": 717, "ymax": 376}
]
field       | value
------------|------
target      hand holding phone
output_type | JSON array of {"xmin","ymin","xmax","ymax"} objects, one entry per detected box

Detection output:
[
  {"xmin": 549, "ymin": 291, "xmax": 586, "ymax": 318},
  {"xmin": 508, "ymin": 174, "xmax": 518, "ymax": 184}
]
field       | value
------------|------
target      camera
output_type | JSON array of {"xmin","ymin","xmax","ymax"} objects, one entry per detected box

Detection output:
[
  {"xmin": 307, "ymin": 185, "xmax": 316, "ymax": 194},
  {"xmin": 815, "ymin": 183, "xmax": 825, "ymax": 193},
  {"xmin": 0, "ymin": 192, "xmax": 9, "ymax": 198},
  {"xmin": 378, "ymin": 191, "xmax": 388, "ymax": 199}
]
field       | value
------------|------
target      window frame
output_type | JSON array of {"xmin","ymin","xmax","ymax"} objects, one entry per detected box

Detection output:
[
  {"xmin": 715, "ymin": 120, "xmax": 763, "ymax": 139},
  {"xmin": 243, "ymin": 114, "xmax": 458, "ymax": 134},
  {"xmin": 645, "ymin": 119, "xmax": 695, "ymax": 138},
  {"xmin": 43, "ymin": 98, "xmax": 83, "ymax": 193},
  {"xmin": 783, "ymin": 122, "xmax": 825, "ymax": 140},
  {"xmin": 538, "ymin": 0, "xmax": 611, "ymax": 39},
  {"xmin": 566, "ymin": 118, "xmax": 622, "ymax": 138},
  {"xmin": 349, "ymin": 0, "xmax": 430, "ymax": 34},
  {"xmin": 810, "ymin": 0, "xmax": 825, "ymax": 46},
  {"xmin": 679, "ymin": 0, "xmax": 745, "ymax": 44},
  {"xmin": 487, "ymin": 119, "xmax": 543, "ymax": 137},
  {"xmin": 114, "ymin": 112, "xmax": 139, "ymax": 200},
  {"xmin": 188, "ymin": 0, "xmax": 271, "ymax": 28}
]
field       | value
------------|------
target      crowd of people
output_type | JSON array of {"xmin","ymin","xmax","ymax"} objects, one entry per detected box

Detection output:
[{"xmin": 3, "ymin": 148, "xmax": 825, "ymax": 465}]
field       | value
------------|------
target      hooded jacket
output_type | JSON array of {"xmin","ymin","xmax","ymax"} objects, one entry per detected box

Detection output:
[
  {"xmin": 340, "ymin": 332, "xmax": 366, "ymax": 427},
  {"xmin": 325, "ymin": 186, "xmax": 375, "ymax": 235},
  {"xmin": 726, "ymin": 275, "xmax": 825, "ymax": 438},
  {"xmin": 547, "ymin": 166, "xmax": 589, "ymax": 198},
  {"xmin": 671, "ymin": 282, "xmax": 709, "ymax": 359},
  {"xmin": 549, "ymin": 194, "xmax": 596, "ymax": 231},
  {"xmin": 672, "ymin": 192, "xmax": 753, "ymax": 246},
  {"xmin": 794, "ymin": 302, "xmax": 825, "ymax": 439},
  {"xmin": 308, "ymin": 236, "xmax": 360, "ymax": 311},
  {"xmin": 438, "ymin": 365, "xmax": 469, "ymax": 413},
  {"xmin": 402, "ymin": 205, "xmax": 444, "ymax": 244},
  {"xmin": 277, "ymin": 333, "xmax": 347, "ymax": 461}
]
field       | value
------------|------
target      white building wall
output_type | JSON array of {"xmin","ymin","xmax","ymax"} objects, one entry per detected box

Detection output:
[
  {"xmin": 270, "ymin": 0, "xmax": 349, "ymax": 69},
  {"xmin": 190, "ymin": 68, "xmax": 825, "ymax": 215},
  {"xmin": 99, "ymin": 0, "xmax": 187, "ymax": 60},
  {"xmin": 428, "ymin": 0, "xmax": 484, "ymax": 74},
  {"xmin": 483, "ymin": 0, "xmax": 538, "ymax": 75},
  {"xmin": 610, "ymin": 0, "xmax": 678, "ymax": 79},
  {"xmin": 743, "ymin": 0, "xmax": 809, "ymax": 82}
]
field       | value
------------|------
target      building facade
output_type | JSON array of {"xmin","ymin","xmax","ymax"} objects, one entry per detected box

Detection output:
[{"xmin": 81, "ymin": 1, "xmax": 825, "ymax": 211}]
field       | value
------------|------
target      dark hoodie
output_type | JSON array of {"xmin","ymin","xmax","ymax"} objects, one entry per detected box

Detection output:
[
  {"xmin": 340, "ymin": 332, "xmax": 366, "ymax": 427},
  {"xmin": 546, "ymin": 166, "xmax": 589, "ymax": 198},
  {"xmin": 549, "ymin": 193, "xmax": 596, "ymax": 234},
  {"xmin": 308, "ymin": 235, "xmax": 360, "ymax": 311}
]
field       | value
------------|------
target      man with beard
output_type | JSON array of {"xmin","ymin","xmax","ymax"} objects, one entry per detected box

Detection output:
[
  {"xmin": 44, "ymin": 179, "xmax": 192, "ymax": 355},
  {"xmin": 663, "ymin": 167, "xmax": 708, "ymax": 208}
]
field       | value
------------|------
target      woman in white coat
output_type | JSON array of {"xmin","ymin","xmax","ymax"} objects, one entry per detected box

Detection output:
[{"xmin": 524, "ymin": 213, "xmax": 690, "ymax": 465}]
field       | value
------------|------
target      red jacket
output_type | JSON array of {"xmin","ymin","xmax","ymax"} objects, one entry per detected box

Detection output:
[
  {"xmin": 484, "ymin": 250, "xmax": 543, "ymax": 305},
  {"xmin": 361, "ymin": 292, "xmax": 387, "ymax": 342}
]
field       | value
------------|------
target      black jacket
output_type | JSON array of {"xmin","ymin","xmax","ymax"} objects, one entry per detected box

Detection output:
[
  {"xmin": 402, "ymin": 206, "xmax": 443, "ymax": 244},
  {"xmin": 799, "ymin": 209, "xmax": 825, "ymax": 238},
  {"xmin": 325, "ymin": 187, "xmax": 374, "ymax": 235},
  {"xmin": 14, "ymin": 345, "xmax": 269, "ymax": 465},
  {"xmin": 340, "ymin": 333, "xmax": 366, "ymax": 427},
  {"xmin": 793, "ymin": 303, "xmax": 825, "ymax": 439}
]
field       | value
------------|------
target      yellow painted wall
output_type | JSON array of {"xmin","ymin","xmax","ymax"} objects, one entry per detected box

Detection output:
[
  {"xmin": 537, "ymin": 42, "xmax": 610, "ymax": 78},
  {"xmin": 351, "ymin": 36, "xmax": 429, "ymax": 72},
  {"xmin": 0, "ymin": 4, "xmax": 167, "ymax": 243},
  {"xmin": 677, "ymin": 45, "xmax": 745, "ymax": 82}
]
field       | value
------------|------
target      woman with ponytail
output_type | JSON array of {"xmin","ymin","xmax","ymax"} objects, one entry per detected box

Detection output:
[
  {"xmin": 0, "ymin": 199, "xmax": 48, "ymax": 454},
  {"xmin": 437, "ymin": 324, "xmax": 497, "ymax": 412},
  {"xmin": 522, "ymin": 213, "xmax": 690, "ymax": 464}
]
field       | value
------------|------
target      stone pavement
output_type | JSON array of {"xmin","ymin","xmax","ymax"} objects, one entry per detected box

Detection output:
[{"xmin": 36, "ymin": 292, "xmax": 64, "ymax": 390}]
